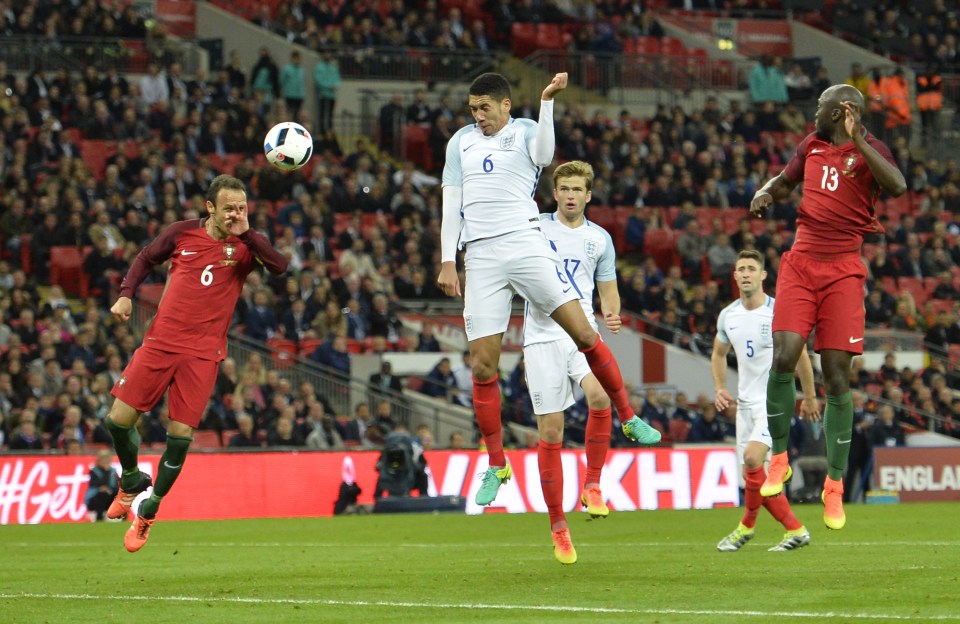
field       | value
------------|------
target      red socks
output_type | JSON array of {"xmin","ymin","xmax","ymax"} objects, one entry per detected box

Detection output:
[
  {"xmin": 538, "ymin": 439, "xmax": 565, "ymax": 530},
  {"xmin": 763, "ymin": 489, "xmax": 803, "ymax": 531},
  {"xmin": 584, "ymin": 407, "xmax": 611, "ymax": 486},
  {"xmin": 580, "ymin": 335, "xmax": 633, "ymax": 424},
  {"xmin": 473, "ymin": 375, "xmax": 505, "ymax": 467},
  {"xmin": 741, "ymin": 466, "xmax": 765, "ymax": 529},
  {"xmin": 743, "ymin": 465, "xmax": 802, "ymax": 530}
]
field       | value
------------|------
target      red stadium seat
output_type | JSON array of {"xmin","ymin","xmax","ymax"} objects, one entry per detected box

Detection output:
[
  {"xmin": 510, "ymin": 23, "xmax": 537, "ymax": 57},
  {"xmin": 897, "ymin": 277, "xmax": 926, "ymax": 307},
  {"xmin": 298, "ymin": 338, "xmax": 325, "ymax": 358},
  {"xmin": 668, "ymin": 419, "xmax": 690, "ymax": 444},
  {"xmin": 267, "ymin": 337, "xmax": 298, "ymax": 369},
  {"xmin": 643, "ymin": 228, "xmax": 676, "ymax": 270},
  {"xmin": 50, "ymin": 246, "xmax": 90, "ymax": 298},
  {"xmin": 191, "ymin": 430, "xmax": 222, "ymax": 449},
  {"xmin": 403, "ymin": 124, "xmax": 432, "ymax": 171},
  {"xmin": 220, "ymin": 429, "xmax": 239, "ymax": 445}
]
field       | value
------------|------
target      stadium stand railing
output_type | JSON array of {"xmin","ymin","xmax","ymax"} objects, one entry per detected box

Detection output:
[{"xmin": 0, "ymin": 35, "xmax": 203, "ymax": 74}]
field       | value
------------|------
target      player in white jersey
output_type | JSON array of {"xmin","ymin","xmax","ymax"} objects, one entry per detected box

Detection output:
[
  {"xmin": 522, "ymin": 161, "xmax": 635, "ymax": 564},
  {"xmin": 712, "ymin": 250, "xmax": 819, "ymax": 552},
  {"xmin": 436, "ymin": 73, "xmax": 660, "ymax": 513}
]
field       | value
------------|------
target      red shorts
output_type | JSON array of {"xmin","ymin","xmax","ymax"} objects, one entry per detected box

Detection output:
[
  {"xmin": 772, "ymin": 250, "xmax": 866, "ymax": 354},
  {"xmin": 111, "ymin": 346, "xmax": 219, "ymax": 428}
]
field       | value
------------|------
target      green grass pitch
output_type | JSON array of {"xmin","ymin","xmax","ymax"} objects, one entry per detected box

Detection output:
[{"xmin": 0, "ymin": 503, "xmax": 956, "ymax": 623}]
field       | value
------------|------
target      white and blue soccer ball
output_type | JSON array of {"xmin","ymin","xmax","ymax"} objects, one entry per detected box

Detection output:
[{"xmin": 263, "ymin": 121, "xmax": 314, "ymax": 171}]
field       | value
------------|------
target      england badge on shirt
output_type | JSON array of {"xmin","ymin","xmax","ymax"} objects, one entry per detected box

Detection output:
[
  {"xmin": 584, "ymin": 239, "xmax": 599, "ymax": 259},
  {"xmin": 500, "ymin": 133, "xmax": 515, "ymax": 150}
]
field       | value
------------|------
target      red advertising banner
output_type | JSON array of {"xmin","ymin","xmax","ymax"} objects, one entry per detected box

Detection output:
[
  {"xmin": 155, "ymin": 0, "xmax": 196, "ymax": 37},
  {"xmin": 659, "ymin": 16, "xmax": 793, "ymax": 57},
  {"xmin": 873, "ymin": 447, "xmax": 960, "ymax": 502},
  {"xmin": 734, "ymin": 20, "xmax": 792, "ymax": 57},
  {"xmin": 0, "ymin": 447, "xmax": 739, "ymax": 524}
]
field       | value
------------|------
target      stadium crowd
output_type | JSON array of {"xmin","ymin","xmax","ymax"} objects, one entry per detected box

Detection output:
[{"xmin": 0, "ymin": 0, "xmax": 959, "ymax": 458}]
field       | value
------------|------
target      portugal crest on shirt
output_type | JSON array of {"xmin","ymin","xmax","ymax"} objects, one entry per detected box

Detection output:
[
  {"xmin": 500, "ymin": 133, "xmax": 515, "ymax": 150},
  {"xmin": 221, "ymin": 242, "xmax": 237, "ymax": 266},
  {"xmin": 584, "ymin": 239, "xmax": 599, "ymax": 258},
  {"xmin": 842, "ymin": 154, "xmax": 858, "ymax": 177}
]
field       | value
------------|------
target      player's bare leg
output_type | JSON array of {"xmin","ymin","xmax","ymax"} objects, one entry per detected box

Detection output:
[
  {"xmin": 550, "ymin": 301, "xmax": 660, "ymax": 445},
  {"xmin": 104, "ymin": 398, "xmax": 152, "ymax": 520},
  {"xmin": 819, "ymin": 349, "xmax": 855, "ymax": 530},
  {"xmin": 537, "ymin": 411, "xmax": 576, "ymax": 564},
  {"xmin": 470, "ymin": 333, "xmax": 512, "ymax": 505},
  {"xmin": 579, "ymin": 374, "xmax": 611, "ymax": 518},
  {"xmin": 762, "ymin": 331, "xmax": 806, "ymax": 497},
  {"xmin": 126, "ymin": 419, "xmax": 195, "ymax": 552}
]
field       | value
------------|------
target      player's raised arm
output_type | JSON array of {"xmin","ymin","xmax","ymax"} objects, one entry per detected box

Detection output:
[
  {"xmin": 528, "ymin": 72, "xmax": 567, "ymax": 167},
  {"xmin": 238, "ymin": 229, "xmax": 289, "ymax": 275},
  {"xmin": 842, "ymin": 101, "xmax": 907, "ymax": 197}
]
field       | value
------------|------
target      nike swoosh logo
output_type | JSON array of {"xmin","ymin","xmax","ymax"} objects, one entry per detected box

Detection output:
[
  {"xmin": 728, "ymin": 326, "xmax": 737, "ymax": 330},
  {"xmin": 811, "ymin": 148, "xmax": 825, "ymax": 153},
  {"xmin": 836, "ymin": 439, "xmax": 851, "ymax": 445},
  {"xmin": 182, "ymin": 251, "xmax": 198, "ymax": 255},
  {"xmin": 849, "ymin": 337, "xmax": 863, "ymax": 343},
  {"xmin": 163, "ymin": 461, "xmax": 182, "ymax": 469},
  {"xmin": 462, "ymin": 145, "xmax": 472, "ymax": 152}
]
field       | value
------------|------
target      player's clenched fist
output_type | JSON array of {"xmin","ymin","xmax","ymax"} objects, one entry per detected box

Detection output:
[
  {"xmin": 542, "ymin": 73, "xmax": 568, "ymax": 101},
  {"xmin": 750, "ymin": 191, "xmax": 773, "ymax": 218},
  {"xmin": 111, "ymin": 296, "xmax": 133, "ymax": 323}
]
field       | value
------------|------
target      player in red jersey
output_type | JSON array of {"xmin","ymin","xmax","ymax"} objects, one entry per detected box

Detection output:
[
  {"xmin": 750, "ymin": 84, "xmax": 906, "ymax": 530},
  {"xmin": 104, "ymin": 175, "xmax": 289, "ymax": 552}
]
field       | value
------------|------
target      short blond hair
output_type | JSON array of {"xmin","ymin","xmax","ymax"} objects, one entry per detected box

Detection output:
[{"xmin": 552, "ymin": 160, "xmax": 595, "ymax": 191}]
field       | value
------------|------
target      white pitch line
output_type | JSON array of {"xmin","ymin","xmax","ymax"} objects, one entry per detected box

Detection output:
[
  {"xmin": 5, "ymin": 540, "xmax": 960, "ymax": 548},
  {"xmin": 0, "ymin": 592, "xmax": 956, "ymax": 620}
]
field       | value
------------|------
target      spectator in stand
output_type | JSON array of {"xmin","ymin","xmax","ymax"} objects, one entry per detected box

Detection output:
[
  {"xmin": 844, "ymin": 62, "xmax": 870, "ymax": 99},
  {"xmin": 313, "ymin": 50, "xmax": 341, "ymax": 134},
  {"xmin": 748, "ymin": 55, "xmax": 788, "ymax": 108},
  {"xmin": 871, "ymin": 404, "xmax": 905, "ymax": 447},
  {"xmin": 688, "ymin": 403, "xmax": 727, "ymax": 443},
  {"xmin": 227, "ymin": 413, "xmax": 261, "ymax": 448},
  {"xmin": 85, "ymin": 449, "xmax": 120, "ymax": 521},
  {"xmin": 676, "ymin": 220, "xmax": 708, "ymax": 279},
  {"xmin": 422, "ymin": 357, "xmax": 456, "ymax": 400}
]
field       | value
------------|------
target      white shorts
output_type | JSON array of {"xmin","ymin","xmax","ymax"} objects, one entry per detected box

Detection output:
[
  {"xmin": 735, "ymin": 401, "xmax": 773, "ymax": 465},
  {"xmin": 523, "ymin": 338, "xmax": 591, "ymax": 415},
  {"xmin": 463, "ymin": 228, "xmax": 577, "ymax": 341}
]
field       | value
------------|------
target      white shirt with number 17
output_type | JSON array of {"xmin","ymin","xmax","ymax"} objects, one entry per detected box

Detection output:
[
  {"xmin": 523, "ymin": 213, "xmax": 616, "ymax": 346},
  {"xmin": 442, "ymin": 117, "xmax": 543, "ymax": 244},
  {"xmin": 716, "ymin": 295, "xmax": 775, "ymax": 405}
]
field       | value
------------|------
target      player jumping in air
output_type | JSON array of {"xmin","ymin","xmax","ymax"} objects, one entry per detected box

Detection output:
[
  {"xmin": 105, "ymin": 175, "xmax": 288, "ymax": 551},
  {"xmin": 523, "ymin": 160, "xmax": 621, "ymax": 564},
  {"xmin": 750, "ymin": 84, "xmax": 906, "ymax": 530},
  {"xmin": 437, "ymin": 72, "xmax": 660, "ymax": 510}
]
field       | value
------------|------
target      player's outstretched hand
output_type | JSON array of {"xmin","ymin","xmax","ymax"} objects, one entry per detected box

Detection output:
[
  {"xmin": 604, "ymin": 312, "xmax": 622, "ymax": 334},
  {"xmin": 840, "ymin": 100, "xmax": 861, "ymax": 139},
  {"xmin": 749, "ymin": 191, "xmax": 773, "ymax": 218},
  {"xmin": 437, "ymin": 262, "xmax": 461, "ymax": 298},
  {"xmin": 110, "ymin": 296, "xmax": 133, "ymax": 323},
  {"xmin": 541, "ymin": 72, "xmax": 568, "ymax": 101},
  {"xmin": 714, "ymin": 388, "xmax": 733, "ymax": 412},
  {"xmin": 800, "ymin": 396, "xmax": 822, "ymax": 422}
]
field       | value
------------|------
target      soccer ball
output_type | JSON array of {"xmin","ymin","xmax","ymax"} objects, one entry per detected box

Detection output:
[{"xmin": 263, "ymin": 121, "xmax": 314, "ymax": 171}]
